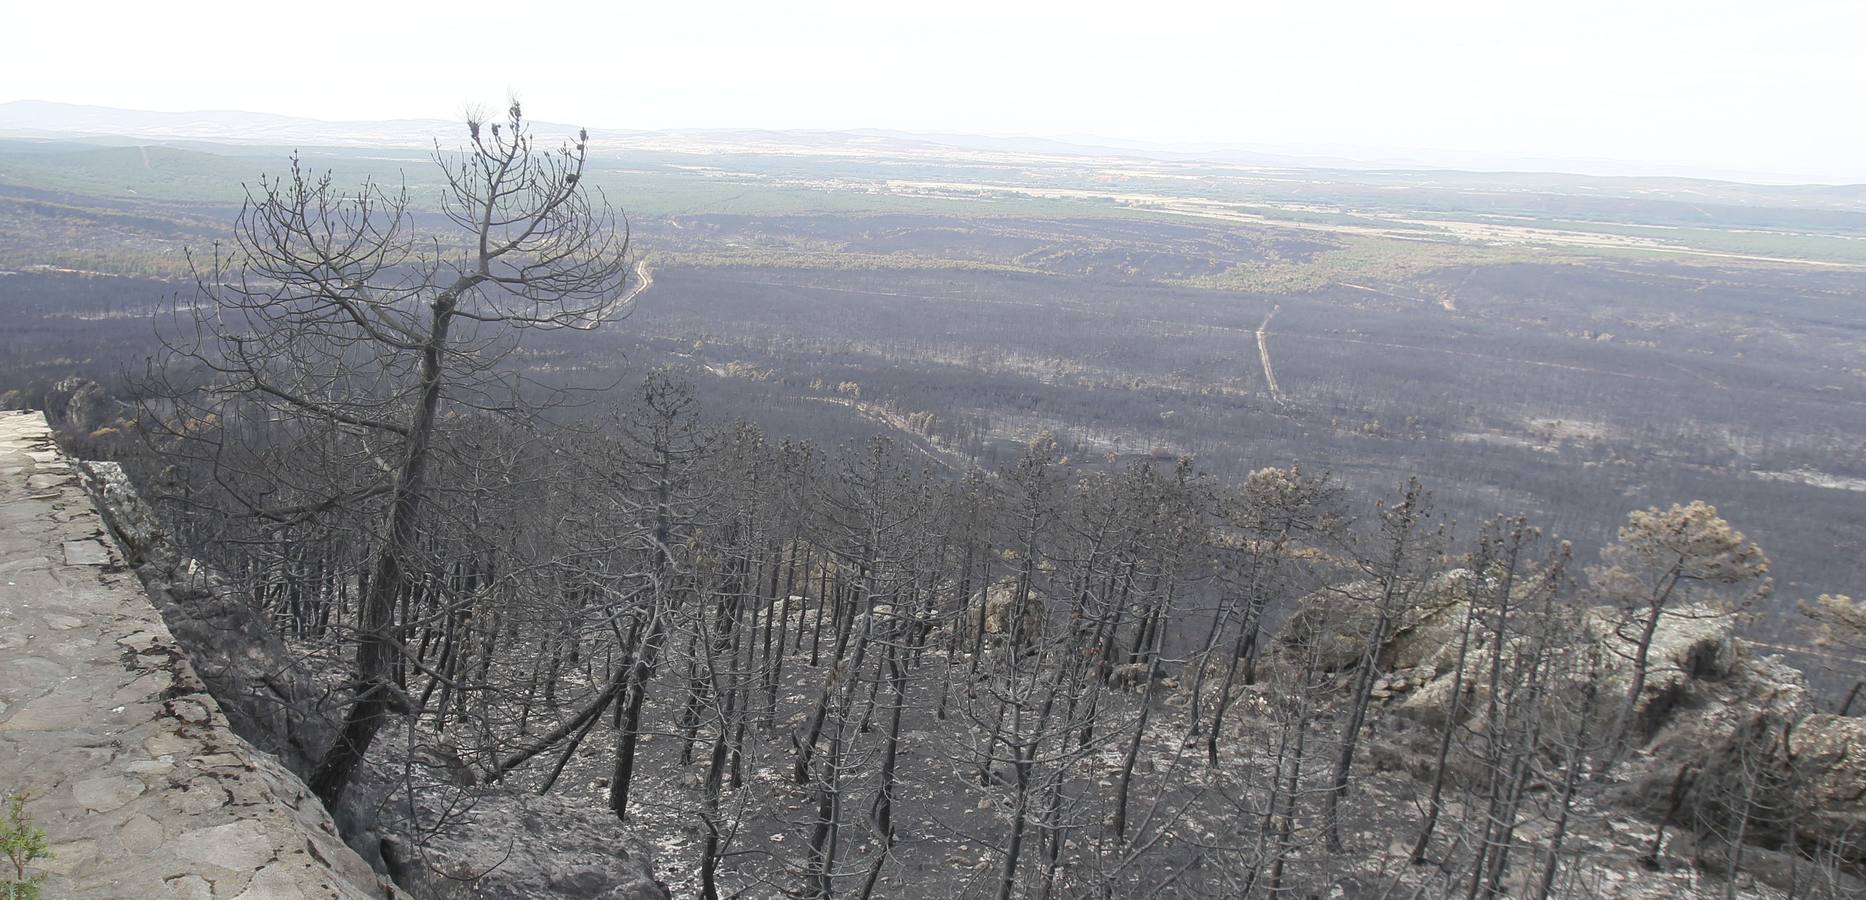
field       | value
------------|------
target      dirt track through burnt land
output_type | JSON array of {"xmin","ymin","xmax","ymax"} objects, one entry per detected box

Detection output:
[{"xmin": 1257, "ymin": 305, "xmax": 1284, "ymax": 404}]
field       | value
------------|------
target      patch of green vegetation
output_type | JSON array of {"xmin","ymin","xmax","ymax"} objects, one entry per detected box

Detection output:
[
  {"xmin": 1176, "ymin": 234, "xmax": 1552, "ymax": 293},
  {"xmin": 1208, "ymin": 204, "xmax": 1442, "ymax": 232},
  {"xmin": 0, "ymin": 249, "xmax": 192, "ymax": 279},
  {"xmin": 595, "ymin": 173, "xmax": 1187, "ymax": 221},
  {"xmin": 592, "ymin": 172, "xmax": 1045, "ymax": 218},
  {"xmin": 656, "ymin": 248, "xmax": 1044, "ymax": 275},
  {"xmin": 10, "ymin": 137, "xmax": 1861, "ymax": 280},
  {"xmin": 0, "ymin": 143, "xmax": 350, "ymax": 202},
  {"xmin": 3, "ymin": 791, "xmax": 52, "ymax": 900},
  {"xmin": 0, "ymin": 140, "xmax": 1173, "ymax": 222},
  {"xmin": 1535, "ymin": 220, "xmax": 1866, "ymax": 266}
]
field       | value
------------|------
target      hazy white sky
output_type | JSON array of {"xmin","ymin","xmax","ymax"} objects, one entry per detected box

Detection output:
[{"xmin": 6, "ymin": 0, "xmax": 1863, "ymax": 180}]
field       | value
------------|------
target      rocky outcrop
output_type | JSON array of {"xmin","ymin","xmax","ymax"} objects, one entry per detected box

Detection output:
[
  {"xmin": 1340, "ymin": 575, "xmax": 1866, "ymax": 866},
  {"xmin": 373, "ymin": 784, "xmax": 667, "ymax": 900},
  {"xmin": 959, "ymin": 578, "xmax": 1045, "ymax": 645},
  {"xmin": 76, "ymin": 457, "xmax": 669, "ymax": 898},
  {"xmin": 1624, "ymin": 652, "xmax": 1866, "ymax": 866},
  {"xmin": 42, "ymin": 377, "xmax": 118, "ymax": 436},
  {"xmin": 1383, "ymin": 593, "xmax": 1756, "ymax": 739},
  {"xmin": 1278, "ymin": 569, "xmax": 1473, "ymax": 673},
  {"xmin": 1776, "ymin": 715, "xmax": 1866, "ymax": 858}
]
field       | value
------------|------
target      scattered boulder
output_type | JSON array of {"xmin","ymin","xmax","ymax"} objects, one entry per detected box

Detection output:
[
  {"xmin": 1279, "ymin": 570, "xmax": 1473, "ymax": 674},
  {"xmin": 959, "ymin": 579, "xmax": 1045, "ymax": 645},
  {"xmin": 44, "ymin": 376, "xmax": 115, "ymax": 435},
  {"xmin": 1381, "ymin": 569, "xmax": 1478, "ymax": 672},
  {"xmin": 1778, "ymin": 714, "xmax": 1866, "ymax": 860},
  {"xmin": 1388, "ymin": 597, "xmax": 1742, "ymax": 742},
  {"xmin": 764, "ymin": 594, "xmax": 813, "ymax": 624},
  {"xmin": 1594, "ymin": 607, "xmax": 1741, "ymax": 737},
  {"xmin": 1359, "ymin": 576, "xmax": 1862, "ymax": 866},
  {"xmin": 1624, "ymin": 653, "xmax": 1866, "ymax": 866},
  {"xmin": 1108, "ymin": 659, "xmax": 1169, "ymax": 692},
  {"xmin": 1277, "ymin": 581, "xmax": 1381, "ymax": 672},
  {"xmin": 372, "ymin": 774, "xmax": 668, "ymax": 900}
]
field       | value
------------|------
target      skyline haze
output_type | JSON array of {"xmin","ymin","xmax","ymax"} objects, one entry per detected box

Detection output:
[{"xmin": 3, "ymin": 1, "xmax": 1862, "ymax": 183}]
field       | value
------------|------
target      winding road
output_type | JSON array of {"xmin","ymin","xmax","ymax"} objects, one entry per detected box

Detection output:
[
  {"xmin": 1256, "ymin": 305, "xmax": 1285, "ymax": 405},
  {"xmin": 621, "ymin": 258, "xmax": 654, "ymax": 308}
]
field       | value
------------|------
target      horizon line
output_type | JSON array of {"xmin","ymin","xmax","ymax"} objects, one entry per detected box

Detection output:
[{"xmin": 1, "ymin": 97, "xmax": 1861, "ymax": 189}]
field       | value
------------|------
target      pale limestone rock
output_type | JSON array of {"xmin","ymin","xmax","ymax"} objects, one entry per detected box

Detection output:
[
  {"xmin": 62, "ymin": 538, "xmax": 111, "ymax": 565},
  {"xmin": 122, "ymin": 757, "xmax": 176, "ymax": 776},
  {"xmin": 73, "ymin": 774, "xmax": 146, "ymax": 812},
  {"xmin": 42, "ymin": 838, "xmax": 100, "ymax": 875},
  {"xmin": 230, "ymin": 865, "xmax": 314, "ymax": 900},
  {"xmin": 165, "ymin": 874, "xmax": 214, "ymax": 900},
  {"xmin": 174, "ymin": 820, "xmax": 277, "ymax": 873},
  {"xmin": 144, "ymin": 731, "xmax": 194, "ymax": 756},
  {"xmin": 2, "ymin": 692, "xmax": 89, "ymax": 731},
  {"xmin": 170, "ymin": 783, "xmax": 234, "ymax": 816},
  {"xmin": 120, "ymin": 812, "xmax": 166, "ymax": 853}
]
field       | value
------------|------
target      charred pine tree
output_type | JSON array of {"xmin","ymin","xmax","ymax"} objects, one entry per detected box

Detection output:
[
  {"xmin": 145, "ymin": 100, "xmax": 633, "ymax": 806},
  {"xmin": 609, "ymin": 375, "xmax": 712, "ymax": 821},
  {"xmin": 1323, "ymin": 476, "xmax": 1441, "ymax": 853},
  {"xmin": 1593, "ymin": 501, "xmax": 1771, "ymax": 773},
  {"xmin": 1201, "ymin": 466, "xmax": 1340, "ymax": 767}
]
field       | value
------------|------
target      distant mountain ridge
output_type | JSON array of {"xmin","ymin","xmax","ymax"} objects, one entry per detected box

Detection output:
[
  {"xmin": 3, "ymin": 99, "xmax": 1859, "ymax": 186},
  {"xmin": 0, "ymin": 100, "xmax": 1285, "ymax": 164},
  {"xmin": 0, "ymin": 99, "xmax": 540, "ymax": 149}
]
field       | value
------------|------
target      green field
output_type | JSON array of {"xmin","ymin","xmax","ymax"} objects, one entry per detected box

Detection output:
[{"xmin": 6, "ymin": 133, "xmax": 1866, "ymax": 285}]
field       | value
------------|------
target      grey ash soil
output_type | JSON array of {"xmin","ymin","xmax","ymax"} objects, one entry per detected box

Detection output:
[{"xmin": 495, "ymin": 639, "xmax": 1774, "ymax": 899}]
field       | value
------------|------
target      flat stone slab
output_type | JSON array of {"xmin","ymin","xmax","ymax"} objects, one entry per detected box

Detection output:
[
  {"xmin": 0, "ymin": 411, "xmax": 403, "ymax": 899},
  {"xmin": 26, "ymin": 473, "xmax": 71, "ymax": 491},
  {"xmin": 61, "ymin": 539, "xmax": 111, "ymax": 566}
]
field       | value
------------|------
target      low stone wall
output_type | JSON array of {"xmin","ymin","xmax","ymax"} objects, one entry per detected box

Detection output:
[{"xmin": 0, "ymin": 411, "xmax": 403, "ymax": 899}]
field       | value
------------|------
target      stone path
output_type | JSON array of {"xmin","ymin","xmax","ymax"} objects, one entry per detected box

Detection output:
[{"xmin": 0, "ymin": 411, "xmax": 400, "ymax": 899}]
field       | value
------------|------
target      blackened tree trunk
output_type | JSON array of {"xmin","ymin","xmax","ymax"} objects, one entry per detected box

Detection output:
[{"xmin": 310, "ymin": 287, "xmax": 463, "ymax": 805}]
